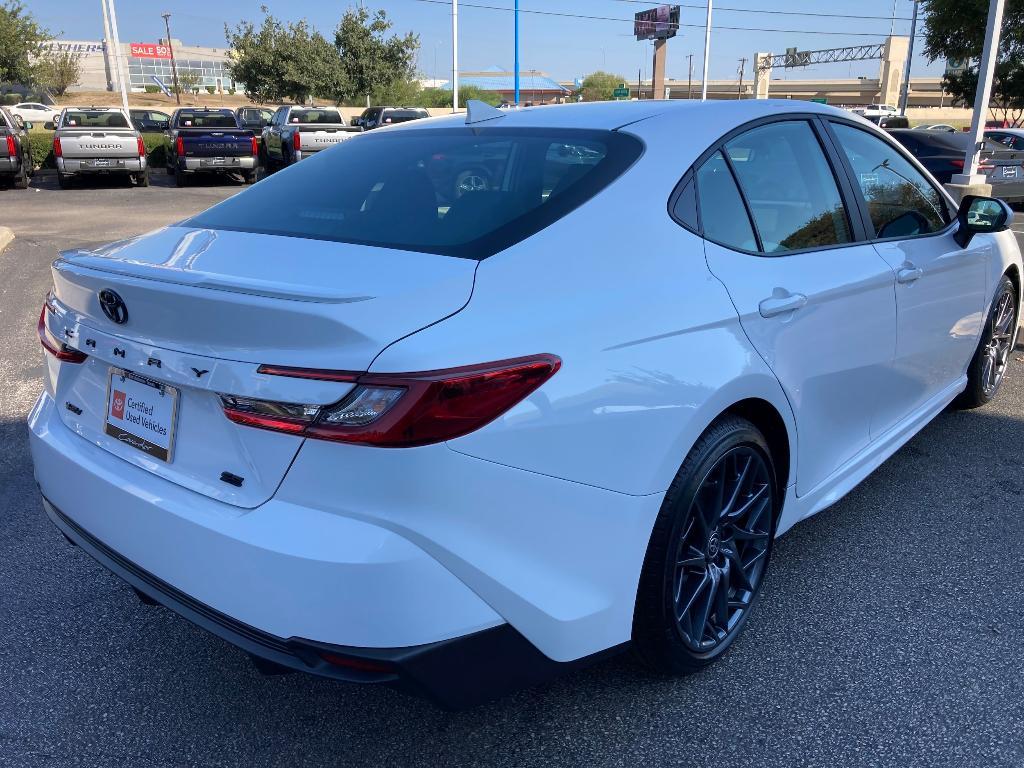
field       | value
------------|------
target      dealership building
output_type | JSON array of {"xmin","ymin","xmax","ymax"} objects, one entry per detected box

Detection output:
[{"xmin": 40, "ymin": 39, "xmax": 236, "ymax": 93}]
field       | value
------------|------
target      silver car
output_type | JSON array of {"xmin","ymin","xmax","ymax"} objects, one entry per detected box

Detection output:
[{"xmin": 54, "ymin": 107, "xmax": 148, "ymax": 189}]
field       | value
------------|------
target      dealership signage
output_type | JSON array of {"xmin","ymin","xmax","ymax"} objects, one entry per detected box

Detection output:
[
  {"xmin": 130, "ymin": 43, "xmax": 172, "ymax": 59},
  {"xmin": 634, "ymin": 5, "xmax": 680, "ymax": 41},
  {"xmin": 39, "ymin": 40, "xmax": 105, "ymax": 54}
]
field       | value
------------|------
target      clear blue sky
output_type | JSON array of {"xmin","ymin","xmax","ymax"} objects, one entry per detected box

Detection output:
[{"xmin": 29, "ymin": 0, "xmax": 944, "ymax": 83}]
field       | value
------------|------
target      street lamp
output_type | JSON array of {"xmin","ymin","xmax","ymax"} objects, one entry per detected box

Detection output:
[{"xmin": 162, "ymin": 12, "xmax": 181, "ymax": 105}]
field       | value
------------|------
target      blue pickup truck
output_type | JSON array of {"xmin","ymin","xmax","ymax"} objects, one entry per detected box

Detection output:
[{"xmin": 166, "ymin": 108, "xmax": 258, "ymax": 186}]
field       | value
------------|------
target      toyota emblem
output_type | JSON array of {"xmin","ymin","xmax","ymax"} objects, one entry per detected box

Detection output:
[{"xmin": 98, "ymin": 289, "xmax": 129, "ymax": 325}]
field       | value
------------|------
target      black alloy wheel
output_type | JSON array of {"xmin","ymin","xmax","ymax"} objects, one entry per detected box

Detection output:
[
  {"xmin": 633, "ymin": 416, "xmax": 778, "ymax": 674},
  {"xmin": 672, "ymin": 446, "xmax": 773, "ymax": 652},
  {"xmin": 956, "ymin": 275, "xmax": 1019, "ymax": 408}
]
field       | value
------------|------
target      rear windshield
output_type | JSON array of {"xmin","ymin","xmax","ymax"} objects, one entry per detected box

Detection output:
[
  {"xmin": 61, "ymin": 111, "xmax": 129, "ymax": 128},
  {"xmin": 187, "ymin": 127, "xmax": 642, "ymax": 259},
  {"xmin": 176, "ymin": 111, "xmax": 237, "ymax": 128},
  {"xmin": 290, "ymin": 109, "xmax": 344, "ymax": 125}
]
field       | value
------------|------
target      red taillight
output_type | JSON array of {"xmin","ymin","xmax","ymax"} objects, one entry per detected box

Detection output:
[
  {"xmin": 251, "ymin": 135, "xmax": 258, "ymax": 155},
  {"xmin": 137, "ymin": 136, "xmax": 146, "ymax": 157},
  {"xmin": 951, "ymin": 158, "xmax": 994, "ymax": 171},
  {"xmin": 53, "ymin": 137, "xmax": 62, "ymax": 158},
  {"xmin": 4, "ymin": 135, "xmax": 14, "ymax": 157},
  {"xmin": 222, "ymin": 355, "xmax": 561, "ymax": 447},
  {"xmin": 292, "ymin": 131, "xmax": 301, "ymax": 151},
  {"xmin": 38, "ymin": 304, "xmax": 87, "ymax": 363},
  {"xmin": 318, "ymin": 652, "xmax": 396, "ymax": 675},
  {"xmin": 176, "ymin": 136, "xmax": 184, "ymax": 156}
]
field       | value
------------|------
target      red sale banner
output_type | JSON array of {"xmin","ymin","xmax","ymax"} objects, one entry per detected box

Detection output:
[{"xmin": 129, "ymin": 43, "xmax": 172, "ymax": 59}]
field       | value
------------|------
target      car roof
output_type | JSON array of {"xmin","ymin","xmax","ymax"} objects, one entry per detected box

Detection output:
[
  {"xmin": 392, "ymin": 98, "xmax": 852, "ymax": 133},
  {"xmin": 987, "ymin": 127, "xmax": 1024, "ymax": 136}
]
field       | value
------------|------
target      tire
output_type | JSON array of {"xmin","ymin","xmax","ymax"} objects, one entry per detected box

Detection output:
[
  {"xmin": 242, "ymin": 169, "xmax": 256, "ymax": 185},
  {"xmin": 954, "ymin": 275, "xmax": 1019, "ymax": 409},
  {"xmin": 136, "ymin": 168, "xmax": 150, "ymax": 187},
  {"xmin": 57, "ymin": 170, "xmax": 72, "ymax": 190},
  {"xmin": 12, "ymin": 161, "xmax": 28, "ymax": 189},
  {"xmin": 632, "ymin": 416, "xmax": 778, "ymax": 675},
  {"xmin": 174, "ymin": 166, "xmax": 187, "ymax": 187}
]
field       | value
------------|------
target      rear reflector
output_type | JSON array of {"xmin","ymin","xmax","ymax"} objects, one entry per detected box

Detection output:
[
  {"xmin": 38, "ymin": 304, "xmax": 87, "ymax": 363},
  {"xmin": 319, "ymin": 652, "xmax": 396, "ymax": 675},
  {"xmin": 223, "ymin": 355, "xmax": 561, "ymax": 447}
]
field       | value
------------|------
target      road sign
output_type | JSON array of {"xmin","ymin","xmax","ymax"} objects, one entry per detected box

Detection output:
[
  {"xmin": 613, "ymin": 87, "xmax": 630, "ymax": 98},
  {"xmin": 810, "ymin": 97, "xmax": 827, "ymax": 104}
]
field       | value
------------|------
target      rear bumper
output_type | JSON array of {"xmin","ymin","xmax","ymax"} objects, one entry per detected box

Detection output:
[
  {"xmin": 44, "ymin": 496, "xmax": 593, "ymax": 708},
  {"xmin": 0, "ymin": 156, "xmax": 19, "ymax": 173},
  {"xmin": 58, "ymin": 157, "xmax": 145, "ymax": 174},
  {"xmin": 182, "ymin": 156, "xmax": 256, "ymax": 171}
]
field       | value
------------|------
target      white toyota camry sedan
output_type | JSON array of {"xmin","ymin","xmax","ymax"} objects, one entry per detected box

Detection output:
[{"xmin": 30, "ymin": 100, "xmax": 1021, "ymax": 707}]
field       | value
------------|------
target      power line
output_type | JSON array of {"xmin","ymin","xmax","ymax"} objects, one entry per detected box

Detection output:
[
  {"xmin": 607, "ymin": 0, "xmax": 913, "ymax": 23},
  {"xmin": 410, "ymin": 0, "xmax": 920, "ymax": 37}
]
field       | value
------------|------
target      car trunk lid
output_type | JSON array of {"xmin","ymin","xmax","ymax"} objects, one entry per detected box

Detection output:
[{"xmin": 46, "ymin": 226, "xmax": 477, "ymax": 507}]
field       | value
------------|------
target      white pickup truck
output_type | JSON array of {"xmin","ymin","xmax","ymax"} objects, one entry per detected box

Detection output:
[
  {"xmin": 53, "ymin": 107, "xmax": 148, "ymax": 189},
  {"xmin": 261, "ymin": 106, "xmax": 362, "ymax": 170}
]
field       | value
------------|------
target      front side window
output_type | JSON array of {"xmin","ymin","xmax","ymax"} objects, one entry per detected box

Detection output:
[
  {"xmin": 724, "ymin": 121, "xmax": 851, "ymax": 253},
  {"xmin": 186, "ymin": 128, "xmax": 642, "ymax": 260},
  {"xmin": 832, "ymin": 123, "xmax": 948, "ymax": 239},
  {"xmin": 694, "ymin": 152, "xmax": 757, "ymax": 251}
]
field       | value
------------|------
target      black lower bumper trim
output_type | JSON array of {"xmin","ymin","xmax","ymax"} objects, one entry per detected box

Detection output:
[{"xmin": 43, "ymin": 497, "xmax": 620, "ymax": 708}]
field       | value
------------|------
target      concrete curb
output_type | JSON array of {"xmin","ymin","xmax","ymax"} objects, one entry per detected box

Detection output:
[{"xmin": 0, "ymin": 226, "xmax": 13, "ymax": 254}]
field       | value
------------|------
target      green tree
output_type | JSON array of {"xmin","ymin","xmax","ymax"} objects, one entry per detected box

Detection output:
[
  {"xmin": 176, "ymin": 69, "xmax": 202, "ymax": 103},
  {"xmin": 225, "ymin": 10, "xmax": 287, "ymax": 103},
  {"xmin": 921, "ymin": 0, "xmax": 1024, "ymax": 124},
  {"xmin": 34, "ymin": 48, "xmax": 81, "ymax": 95},
  {"xmin": 335, "ymin": 7, "xmax": 419, "ymax": 105},
  {"xmin": 0, "ymin": 1, "xmax": 50, "ymax": 86},
  {"xmin": 576, "ymin": 71, "xmax": 627, "ymax": 102}
]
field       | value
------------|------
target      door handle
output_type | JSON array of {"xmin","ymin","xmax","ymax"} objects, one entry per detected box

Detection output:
[
  {"xmin": 758, "ymin": 292, "xmax": 808, "ymax": 318},
  {"xmin": 897, "ymin": 265, "xmax": 923, "ymax": 284}
]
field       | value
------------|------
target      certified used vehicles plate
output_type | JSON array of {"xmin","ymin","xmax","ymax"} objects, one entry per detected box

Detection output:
[{"xmin": 104, "ymin": 368, "xmax": 179, "ymax": 462}]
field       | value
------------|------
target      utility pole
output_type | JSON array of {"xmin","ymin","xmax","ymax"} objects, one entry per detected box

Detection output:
[
  {"xmin": 105, "ymin": 0, "xmax": 130, "ymax": 112},
  {"xmin": 737, "ymin": 57, "xmax": 747, "ymax": 99},
  {"xmin": 514, "ymin": 0, "xmax": 520, "ymax": 105},
  {"xmin": 162, "ymin": 12, "xmax": 181, "ymax": 105},
  {"xmin": 100, "ymin": 0, "xmax": 114, "ymax": 91},
  {"xmin": 687, "ymin": 53, "xmax": 693, "ymax": 99},
  {"xmin": 701, "ymin": 0, "xmax": 713, "ymax": 100},
  {"xmin": 452, "ymin": 0, "xmax": 459, "ymax": 111},
  {"xmin": 899, "ymin": 1, "xmax": 919, "ymax": 115},
  {"xmin": 952, "ymin": 0, "xmax": 1006, "ymax": 188}
]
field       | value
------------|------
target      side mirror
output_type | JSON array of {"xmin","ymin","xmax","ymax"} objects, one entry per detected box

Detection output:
[
  {"xmin": 23, "ymin": 121, "xmax": 33, "ymax": 130},
  {"xmin": 43, "ymin": 121, "xmax": 55, "ymax": 130},
  {"xmin": 954, "ymin": 195, "xmax": 1012, "ymax": 248}
]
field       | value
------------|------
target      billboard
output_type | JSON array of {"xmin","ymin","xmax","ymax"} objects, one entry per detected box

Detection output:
[
  {"xmin": 634, "ymin": 5, "xmax": 680, "ymax": 41},
  {"xmin": 129, "ymin": 42, "xmax": 173, "ymax": 59}
]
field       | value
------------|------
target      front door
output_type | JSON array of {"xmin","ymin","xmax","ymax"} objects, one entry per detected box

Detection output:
[
  {"xmin": 697, "ymin": 119, "xmax": 898, "ymax": 496},
  {"xmin": 827, "ymin": 121, "xmax": 990, "ymax": 432}
]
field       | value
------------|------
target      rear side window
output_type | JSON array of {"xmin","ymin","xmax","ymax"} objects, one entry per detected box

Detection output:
[
  {"xmin": 725, "ymin": 121, "xmax": 852, "ymax": 253},
  {"xmin": 62, "ymin": 111, "xmax": 129, "ymax": 128},
  {"xmin": 177, "ymin": 111, "xmax": 237, "ymax": 128},
  {"xmin": 186, "ymin": 128, "xmax": 642, "ymax": 259},
  {"xmin": 290, "ymin": 109, "xmax": 343, "ymax": 125},
  {"xmin": 831, "ymin": 123, "xmax": 949, "ymax": 238},
  {"xmin": 694, "ymin": 152, "xmax": 757, "ymax": 251}
]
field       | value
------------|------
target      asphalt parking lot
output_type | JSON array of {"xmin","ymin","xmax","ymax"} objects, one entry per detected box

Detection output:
[{"xmin": 2, "ymin": 173, "xmax": 1023, "ymax": 768}]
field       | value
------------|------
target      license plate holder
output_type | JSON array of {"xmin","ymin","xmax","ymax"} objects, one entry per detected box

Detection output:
[{"xmin": 104, "ymin": 368, "xmax": 179, "ymax": 462}]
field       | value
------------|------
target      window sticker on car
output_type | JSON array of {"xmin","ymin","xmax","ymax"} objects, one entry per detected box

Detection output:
[{"xmin": 860, "ymin": 173, "xmax": 879, "ymax": 186}]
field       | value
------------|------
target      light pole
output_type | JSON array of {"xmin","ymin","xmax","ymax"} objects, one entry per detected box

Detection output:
[
  {"xmin": 514, "ymin": 0, "xmax": 520, "ymax": 105},
  {"xmin": 701, "ymin": 0, "xmax": 713, "ymax": 100},
  {"xmin": 105, "ymin": 0, "xmax": 130, "ymax": 112},
  {"xmin": 162, "ymin": 12, "xmax": 181, "ymax": 105},
  {"xmin": 452, "ymin": 0, "xmax": 459, "ymax": 111},
  {"xmin": 898, "ymin": 1, "xmax": 919, "ymax": 115}
]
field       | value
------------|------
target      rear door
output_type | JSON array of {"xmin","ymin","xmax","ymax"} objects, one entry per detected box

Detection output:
[
  {"xmin": 826, "ymin": 120, "xmax": 990, "ymax": 429},
  {"xmin": 698, "ymin": 118, "xmax": 898, "ymax": 497}
]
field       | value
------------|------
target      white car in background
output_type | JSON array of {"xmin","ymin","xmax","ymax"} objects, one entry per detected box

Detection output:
[
  {"xmin": 29, "ymin": 100, "xmax": 1021, "ymax": 708},
  {"xmin": 9, "ymin": 102, "xmax": 60, "ymax": 127}
]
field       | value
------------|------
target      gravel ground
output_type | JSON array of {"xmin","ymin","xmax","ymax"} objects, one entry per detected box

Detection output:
[{"xmin": 1, "ymin": 173, "xmax": 1023, "ymax": 768}]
